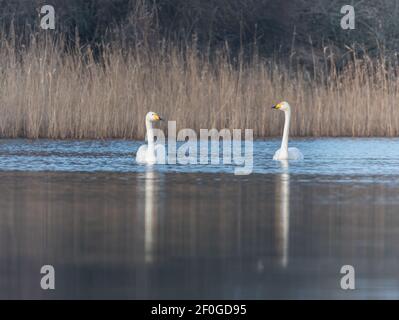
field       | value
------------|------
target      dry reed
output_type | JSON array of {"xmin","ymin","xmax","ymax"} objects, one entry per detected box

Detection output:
[{"xmin": 0, "ymin": 34, "xmax": 398, "ymax": 139}]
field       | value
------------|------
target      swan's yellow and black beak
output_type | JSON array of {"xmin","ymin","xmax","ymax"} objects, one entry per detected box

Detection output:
[
  {"xmin": 272, "ymin": 103, "xmax": 281, "ymax": 110},
  {"xmin": 153, "ymin": 113, "xmax": 163, "ymax": 121}
]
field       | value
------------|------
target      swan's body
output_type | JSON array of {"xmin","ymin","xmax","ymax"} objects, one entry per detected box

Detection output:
[
  {"xmin": 136, "ymin": 112, "xmax": 165, "ymax": 164},
  {"xmin": 273, "ymin": 147, "xmax": 303, "ymax": 161},
  {"xmin": 272, "ymin": 101, "xmax": 304, "ymax": 161},
  {"xmin": 136, "ymin": 144, "xmax": 165, "ymax": 164}
]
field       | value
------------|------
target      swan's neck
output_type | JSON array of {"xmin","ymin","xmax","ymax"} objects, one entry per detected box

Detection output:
[
  {"xmin": 146, "ymin": 120, "xmax": 155, "ymax": 152},
  {"xmin": 281, "ymin": 109, "xmax": 290, "ymax": 152}
]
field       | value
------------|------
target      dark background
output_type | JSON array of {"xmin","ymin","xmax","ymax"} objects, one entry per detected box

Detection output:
[{"xmin": 2, "ymin": 0, "xmax": 399, "ymax": 64}]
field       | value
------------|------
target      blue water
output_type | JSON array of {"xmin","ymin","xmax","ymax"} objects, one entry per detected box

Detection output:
[
  {"xmin": 0, "ymin": 138, "xmax": 398, "ymax": 176},
  {"xmin": 1, "ymin": 138, "xmax": 399, "ymax": 299}
]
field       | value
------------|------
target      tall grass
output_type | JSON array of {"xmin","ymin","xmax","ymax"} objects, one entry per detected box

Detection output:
[{"xmin": 0, "ymin": 33, "xmax": 398, "ymax": 139}]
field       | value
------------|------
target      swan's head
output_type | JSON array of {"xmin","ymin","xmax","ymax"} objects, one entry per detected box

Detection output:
[
  {"xmin": 146, "ymin": 111, "xmax": 163, "ymax": 122},
  {"xmin": 272, "ymin": 101, "xmax": 291, "ymax": 112}
]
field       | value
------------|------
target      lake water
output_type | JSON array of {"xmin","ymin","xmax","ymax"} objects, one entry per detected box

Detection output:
[{"xmin": 0, "ymin": 138, "xmax": 399, "ymax": 299}]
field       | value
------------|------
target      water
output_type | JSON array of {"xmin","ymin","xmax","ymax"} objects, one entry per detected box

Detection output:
[
  {"xmin": 0, "ymin": 138, "xmax": 398, "ymax": 176},
  {"xmin": 0, "ymin": 138, "xmax": 399, "ymax": 299}
]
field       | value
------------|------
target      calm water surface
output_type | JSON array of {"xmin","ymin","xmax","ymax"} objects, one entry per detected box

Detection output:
[{"xmin": 0, "ymin": 138, "xmax": 399, "ymax": 299}]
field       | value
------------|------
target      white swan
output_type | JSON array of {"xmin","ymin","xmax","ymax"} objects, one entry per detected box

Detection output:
[
  {"xmin": 272, "ymin": 101, "xmax": 304, "ymax": 161},
  {"xmin": 136, "ymin": 112, "xmax": 165, "ymax": 164}
]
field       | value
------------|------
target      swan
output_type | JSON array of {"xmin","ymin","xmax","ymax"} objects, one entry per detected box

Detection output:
[
  {"xmin": 136, "ymin": 112, "xmax": 165, "ymax": 164},
  {"xmin": 272, "ymin": 101, "xmax": 304, "ymax": 161}
]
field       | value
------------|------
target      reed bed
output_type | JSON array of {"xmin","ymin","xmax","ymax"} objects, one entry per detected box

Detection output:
[{"xmin": 0, "ymin": 35, "xmax": 398, "ymax": 139}]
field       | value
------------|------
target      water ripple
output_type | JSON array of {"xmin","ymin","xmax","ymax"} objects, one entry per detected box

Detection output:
[{"xmin": 0, "ymin": 138, "xmax": 398, "ymax": 176}]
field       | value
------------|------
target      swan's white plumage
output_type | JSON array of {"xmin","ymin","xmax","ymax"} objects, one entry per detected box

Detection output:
[
  {"xmin": 272, "ymin": 101, "xmax": 304, "ymax": 161},
  {"xmin": 136, "ymin": 145, "xmax": 153, "ymax": 164},
  {"xmin": 135, "ymin": 111, "xmax": 165, "ymax": 164},
  {"xmin": 136, "ymin": 144, "xmax": 165, "ymax": 164},
  {"xmin": 273, "ymin": 147, "xmax": 304, "ymax": 161}
]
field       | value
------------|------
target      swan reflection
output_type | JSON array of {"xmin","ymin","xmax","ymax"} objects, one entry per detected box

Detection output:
[
  {"xmin": 144, "ymin": 168, "xmax": 159, "ymax": 263},
  {"xmin": 275, "ymin": 160, "xmax": 290, "ymax": 268}
]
